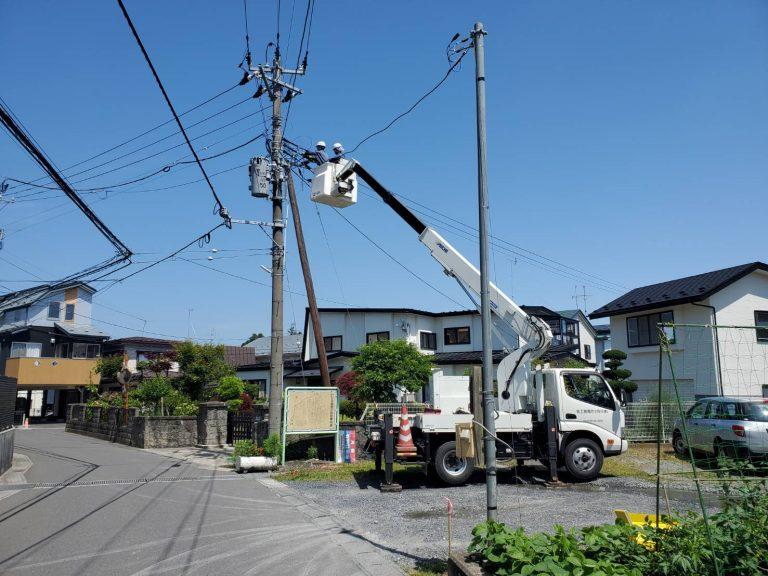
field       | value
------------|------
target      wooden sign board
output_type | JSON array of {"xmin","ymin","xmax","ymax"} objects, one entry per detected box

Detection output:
[{"xmin": 284, "ymin": 387, "xmax": 339, "ymax": 433}]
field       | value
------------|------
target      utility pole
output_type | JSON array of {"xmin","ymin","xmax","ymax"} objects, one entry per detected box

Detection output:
[
  {"xmin": 248, "ymin": 49, "xmax": 305, "ymax": 437},
  {"xmin": 472, "ymin": 21, "xmax": 498, "ymax": 522}
]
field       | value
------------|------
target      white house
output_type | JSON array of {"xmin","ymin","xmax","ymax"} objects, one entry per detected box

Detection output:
[
  {"xmin": 557, "ymin": 309, "xmax": 600, "ymax": 366},
  {"xmin": 590, "ymin": 262, "xmax": 768, "ymax": 401}
]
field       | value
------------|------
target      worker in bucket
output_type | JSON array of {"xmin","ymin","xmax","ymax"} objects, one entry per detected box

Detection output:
[
  {"xmin": 303, "ymin": 140, "xmax": 328, "ymax": 166},
  {"xmin": 330, "ymin": 142, "xmax": 345, "ymax": 163}
]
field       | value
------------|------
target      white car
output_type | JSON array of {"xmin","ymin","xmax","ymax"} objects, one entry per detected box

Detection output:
[{"xmin": 672, "ymin": 397, "xmax": 768, "ymax": 461}]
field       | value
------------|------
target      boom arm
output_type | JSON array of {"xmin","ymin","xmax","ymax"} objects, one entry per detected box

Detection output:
[{"xmin": 335, "ymin": 160, "xmax": 553, "ymax": 411}]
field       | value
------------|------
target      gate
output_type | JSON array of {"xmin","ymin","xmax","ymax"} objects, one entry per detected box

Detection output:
[{"xmin": 227, "ymin": 411, "xmax": 254, "ymax": 444}]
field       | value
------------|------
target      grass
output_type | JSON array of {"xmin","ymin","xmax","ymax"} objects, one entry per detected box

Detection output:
[
  {"xmin": 407, "ymin": 560, "xmax": 447, "ymax": 576},
  {"xmin": 272, "ymin": 459, "xmax": 423, "ymax": 482}
]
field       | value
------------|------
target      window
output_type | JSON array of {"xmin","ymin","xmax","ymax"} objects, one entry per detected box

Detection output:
[
  {"xmin": 55, "ymin": 343, "xmax": 70, "ymax": 358},
  {"xmin": 755, "ymin": 311, "xmax": 768, "ymax": 342},
  {"xmin": 584, "ymin": 344, "xmax": 592, "ymax": 360},
  {"xmin": 444, "ymin": 326, "xmax": 470, "ymax": 345},
  {"xmin": 562, "ymin": 373, "xmax": 615, "ymax": 410},
  {"xmin": 72, "ymin": 343, "xmax": 100, "ymax": 359},
  {"xmin": 686, "ymin": 401, "xmax": 707, "ymax": 420},
  {"xmin": 366, "ymin": 331, "xmax": 389, "ymax": 344},
  {"xmin": 323, "ymin": 336, "xmax": 342, "ymax": 352},
  {"xmin": 626, "ymin": 310, "xmax": 674, "ymax": 347},
  {"xmin": 47, "ymin": 302, "xmax": 61, "ymax": 320},
  {"xmin": 713, "ymin": 401, "xmax": 739, "ymax": 420},
  {"xmin": 246, "ymin": 379, "xmax": 268, "ymax": 399},
  {"xmin": 420, "ymin": 331, "xmax": 437, "ymax": 350},
  {"xmin": 64, "ymin": 303, "xmax": 75, "ymax": 321},
  {"xmin": 10, "ymin": 342, "xmax": 42, "ymax": 358}
]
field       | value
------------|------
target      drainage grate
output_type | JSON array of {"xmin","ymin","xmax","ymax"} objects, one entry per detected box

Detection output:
[{"xmin": 0, "ymin": 474, "xmax": 249, "ymax": 491}]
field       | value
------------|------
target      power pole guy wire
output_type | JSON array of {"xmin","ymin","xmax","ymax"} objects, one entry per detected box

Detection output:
[{"xmin": 116, "ymin": 0, "xmax": 230, "ymax": 223}]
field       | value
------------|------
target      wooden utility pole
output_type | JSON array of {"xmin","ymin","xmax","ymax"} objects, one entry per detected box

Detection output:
[{"xmin": 286, "ymin": 171, "xmax": 331, "ymax": 387}]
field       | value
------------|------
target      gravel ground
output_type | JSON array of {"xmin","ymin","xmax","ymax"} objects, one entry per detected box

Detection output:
[{"xmin": 292, "ymin": 465, "xmax": 721, "ymax": 571}]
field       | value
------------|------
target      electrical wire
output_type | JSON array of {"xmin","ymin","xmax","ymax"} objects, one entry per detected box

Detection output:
[
  {"xmin": 116, "ymin": 0, "xmax": 229, "ymax": 221},
  {"xmin": 347, "ymin": 47, "xmax": 471, "ymax": 154}
]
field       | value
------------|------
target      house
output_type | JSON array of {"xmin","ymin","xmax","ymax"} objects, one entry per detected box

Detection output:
[
  {"xmin": 557, "ymin": 309, "xmax": 600, "ymax": 366},
  {"xmin": 0, "ymin": 282, "xmax": 109, "ymax": 421},
  {"xmin": 593, "ymin": 324, "xmax": 611, "ymax": 369},
  {"xmin": 103, "ymin": 336, "xmax": 181, "ymax": 375},
  {"xmin": 590, "ymin": 262, "xmax": 768, "ymax": 401},
  {"xmin": 235, "ymin": 332, "xmax": 304, "ymax": 399}
]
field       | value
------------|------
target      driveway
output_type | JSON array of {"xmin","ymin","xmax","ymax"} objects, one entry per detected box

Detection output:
[{"xmin": 0, "ymin": 425, "xmax": 401, "ymax": 576}]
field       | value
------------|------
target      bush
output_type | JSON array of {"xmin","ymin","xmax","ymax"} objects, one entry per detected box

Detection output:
[
  {"xmin": 340, "ymin": 399, "xmax": 358, "ymax": 419},
  {"xmin": 232, "ymin": 439, "xmax": 263, "ymax": 458},
  {"xmin": 134, "ymin": 376, "xmax": 173, "ymax": 414},
  {"xmin": 226, "ymin": 399, "xmax": 243, "ymax": 412},
  {"xmin": 306, "ymin": 445, "xmax": 318, "ymax": 459},
  {"xmin": 351, "ymin": 339, "xmax": 433, "ymax": 402},
  {"xmin": 262, "ymin": 433, "xmax": 282, "ymax": 462},
  {"xmin": 216, "ymin": 376, "xmax": 245, "ymax": 402}
]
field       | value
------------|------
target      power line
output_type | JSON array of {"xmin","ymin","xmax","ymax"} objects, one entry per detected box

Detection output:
[
  {"xmin": 116, "ymin": 0, "xmax": 229, "ymax": 222},
  {"xmin": 348, "ymin": 46, "xmax": 470, "ymax": 154}
]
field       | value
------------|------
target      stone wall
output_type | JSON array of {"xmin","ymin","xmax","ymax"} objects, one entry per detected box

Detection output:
[{"xmin": 66, "ymin": 405, "xmax": 196, "ymax": 449}]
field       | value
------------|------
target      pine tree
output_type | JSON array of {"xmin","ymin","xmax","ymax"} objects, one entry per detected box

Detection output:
[{"xmin": 602, "ymin": 349, "xmax": 637, "ymax": 401}]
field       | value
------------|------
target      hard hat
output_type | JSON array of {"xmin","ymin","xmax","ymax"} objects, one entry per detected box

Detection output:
[
  {"xmin": 315, "ymin": 140, "xmax": 326, "ymax": 149},
  {"xmin": 332, "ymin": 142, "xmax": 344, "ymax": 152}
]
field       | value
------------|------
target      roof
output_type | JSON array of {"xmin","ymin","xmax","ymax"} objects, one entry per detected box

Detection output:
[
  {"xmin": 316, "ymin": 307, "xmax": 479, "ymax": 318},
  {"xmin": 54, "ymin": 323, "xmax": 109, "ymax": 339},
  {"xmin": 0, "ymin": 282, "xmax": 96, "ymax": 313},
  {"xmin": 245, "ymin": 332, "xmax": 303, "ymax": 356},
  {"xmin": 557, "ymin": 309, "xmax": 597, "ymax": 336},
  {"xmin": 590, "ymin": 262, "xmax": 768, "ymax": 319},
  {"xmin": 432, "ymin": 350, "xmax": 509, "ymax": 365},
  {"xmin": 521, "ymin": 305, "xmax": 563, "ymax": 319},
  {"xmin": 104, "ymin": 336, "xmax": 180, "ymax": 349},
  {"xmin": 236, "ymin": 351, "xmax": 353, "ymax": 372},
  {"xmin": 593, "ymin": 324, "xmax": 611, "ymax": 335},
  {"xmin": 223, "ymin": 345, "xmax": 257, "ymax": 369}
]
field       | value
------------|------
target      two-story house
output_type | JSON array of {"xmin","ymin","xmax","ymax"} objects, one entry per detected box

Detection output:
[
  {"xmin": 590, "ymin": 262, "xmax": 768, "ymax": 401},
  {"xmin": 0, "ymin": 282, "xmax": 108, "ymax": 421},
  {"xmin": 557, "ymin": 309, "xmax": 600, "ymax": 366}
]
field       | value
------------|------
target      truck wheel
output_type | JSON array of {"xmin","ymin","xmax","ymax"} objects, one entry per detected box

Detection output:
[
  {"xmin": 434, "ymin": 441, "xmax": 474, "ymax": 485},
  {"xmin": 563, "ymin": 438, "xmax": 603, "ymax": 481}
]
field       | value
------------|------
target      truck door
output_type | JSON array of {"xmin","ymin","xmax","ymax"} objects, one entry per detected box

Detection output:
[{"xmin": 560, "ymin": 372, "xmax": 619, "ymax": 435}]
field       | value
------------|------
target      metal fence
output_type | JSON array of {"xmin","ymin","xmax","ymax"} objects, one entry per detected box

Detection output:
[
  {"xmin": 361, "ymin": 402, "xmax": 427, "ymax": 426},
  {"xmin": 0, "ymin": 376, "xmax": 17, "ymax": 432},
  {"xmin": 622, "ymin": 401, "xmax": 694, "ymax": 442}
]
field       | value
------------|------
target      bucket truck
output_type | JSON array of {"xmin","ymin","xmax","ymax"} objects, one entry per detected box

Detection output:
[{"xmin": 310, "ymin": 159, "xmax": 628, "ymax": 483}]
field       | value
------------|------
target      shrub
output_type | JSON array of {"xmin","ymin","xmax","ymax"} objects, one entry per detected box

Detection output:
[
  {"xmin": 240, "ymin": 392, "xmax": 253, "ymax": 412},
  {"xmin": 340, "ymin": 399, "xmax": 358, "ymax": 419},
  {"xmin": 216, "ymin": 376, "xmax": 245, "ymax": 402},
  {"xmin": 227, "ymin": 399, "xmax": 243, "ymax": 412},
  {"xmin": 351, "ymin": 339, "xmax": 433, "ymax": 402},
  {"xmin": 262, "ymin": 433, "xmax": 282, "ymax": 462},
  {"xmin": 134, "ymin": 376, "xmax": 173, "ymax": 415},
  {"xmin": 306, "ymin": 445, "xmax": 318, "ymax": 459},
  {"xmin": 232, "ymin": 439, "xmax": 262, "ymax": 458}
]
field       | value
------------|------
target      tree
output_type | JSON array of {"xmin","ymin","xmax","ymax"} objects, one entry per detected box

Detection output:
[
  {"xmin": 351, "ymin": 340, "xmax": 433, "ymax": 402},
  {"xmin": 602, "ymin": 349, "xmax": 637, "ymax": 400},
  {"xmin": 93, "ymin": 355, "xmax": 124, "ymax": 381},
  {"xmin": 134, "ymin": 376, "xmax": 173, "ymax": 415},
  {"xmin": 215, "ymin": 375, "xmax": 246, "ymax": 411},
  {"xmin": 241, "ymin": 332, "xmax": 265, "ymax": 346},
  {"xmin": 175, "ymin": 342, "xmax": 234, "ymax": 400}
]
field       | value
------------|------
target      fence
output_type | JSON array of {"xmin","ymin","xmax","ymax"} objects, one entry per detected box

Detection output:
[
  {"xmin": 623, "ymin": 401, "xmax": 694, "ymax": 442},
  {"xmin": 0, "ymin": 376, "xmax": 17, "ymax": 477}
]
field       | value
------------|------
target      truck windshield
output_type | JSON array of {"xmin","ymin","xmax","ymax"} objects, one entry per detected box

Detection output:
[{"xmin": 563, "ymin": 373, "xmax": 615, "ymax": 411}]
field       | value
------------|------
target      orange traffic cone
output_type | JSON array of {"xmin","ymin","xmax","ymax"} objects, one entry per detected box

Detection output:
[{"xmin": 396, "ymin": 405, "xmax": 418, "ymax": 457}]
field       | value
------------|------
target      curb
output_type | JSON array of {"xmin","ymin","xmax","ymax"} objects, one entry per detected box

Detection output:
[
  {"xmin": 0, "ymin": 453, "xmax": 32, "ymax": 486},
  {"xmin": 258, "ymin": 477, "xmax": 405, "ymax": 576}
]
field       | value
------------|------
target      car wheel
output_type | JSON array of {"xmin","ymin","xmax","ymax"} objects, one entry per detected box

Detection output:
[
  {"xmin": 563, "ymin": 438, "xmax": 604, "ymax": 481},
  {"xmin": 433, "ymin": 441, "xmax": 474, "ymax": 486},
  {"xmin": 672, "ymin": 431, "xmax": 686, "ymax": 456}
]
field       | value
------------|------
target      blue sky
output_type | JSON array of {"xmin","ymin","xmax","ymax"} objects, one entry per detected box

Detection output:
[{"xmin": 1, "ymin": 1, "xmax": 767, "ymax": 343}]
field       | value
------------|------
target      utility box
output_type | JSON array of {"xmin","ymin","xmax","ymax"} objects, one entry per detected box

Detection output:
[
  {"xmin": 310, "ymin": 160, "xmax": 357, "ymax": 208},
  {"xmin": 249, "ymin": 157, "xmax": 270, "ymax": 198}
]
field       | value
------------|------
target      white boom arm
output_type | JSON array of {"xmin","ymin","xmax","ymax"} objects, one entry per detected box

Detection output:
[{"xmin": 321, "ymin": 159, "xmax": 553, "ymax": 412}]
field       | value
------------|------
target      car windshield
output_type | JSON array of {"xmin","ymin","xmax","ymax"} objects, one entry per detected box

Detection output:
[{"xmin": 743, "ymin": 402, "xmax": 768, "ymax": 422}]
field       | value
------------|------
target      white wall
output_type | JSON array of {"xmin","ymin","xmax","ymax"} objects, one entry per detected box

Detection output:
[
  {"xmin": 27, "ymin": 286, "xmax": 94, "ymax": 327},
  {"xmin": 709, "ymin": 270, "xmax": 768, "ymax": 398}
]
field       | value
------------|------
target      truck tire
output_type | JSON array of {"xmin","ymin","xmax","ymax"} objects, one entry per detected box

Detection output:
[
  {"xmin": 434, "ymin": 441, "xmax": 474, "ymax": 485},
  {"xmin": 563, "ymin": 438, "xmax": 603, "ymax": 481},
  {"xmin": 672, "ymin": 431, "xmax": 686, "ymax": 456}
]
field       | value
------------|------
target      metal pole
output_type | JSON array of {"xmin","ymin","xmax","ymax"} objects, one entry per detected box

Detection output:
[
  {"xmin": 267, "ymin": 53, "xmax": 285, "ymax": 437},
  {"xmin": 472, "ymin": 21, "xmax": 497, "ymax": 521},
  {"xmin": 286, "ymin": 171, "xmax": 331, "ymax": 387}
]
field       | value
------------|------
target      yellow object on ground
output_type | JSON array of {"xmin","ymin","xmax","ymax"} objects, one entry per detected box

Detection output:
[{"xmin": 614, "ymin": 510, "xmax": 676, "ymax": 550}]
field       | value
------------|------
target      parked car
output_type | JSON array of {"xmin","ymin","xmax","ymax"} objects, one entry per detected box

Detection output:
[{"xmin": 672, "ymin": 397, "xmax": 768, "ymax": 461}]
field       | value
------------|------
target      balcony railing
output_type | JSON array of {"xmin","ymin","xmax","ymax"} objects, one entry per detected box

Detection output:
[{"xmin": 4, "ymin": 357, "xmax": 100, "ymax": 388}]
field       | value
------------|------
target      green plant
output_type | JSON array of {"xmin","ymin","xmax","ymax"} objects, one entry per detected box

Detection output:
[
  {"xmin": 216, "ymin": 375, "xmax": 245, "ymax": 403},
  {"xmin": 174, "ymin": 341, "xmax": 235, "ymax": 400},
  {"xmin": 134, "ymin": 376, "xmax": 173, "ymax": 415},
  {"xmin": 602, "ymin": 349, "xmax": 637, "ymax": 399},
  {"xmin": 232, "ymin": 439, "xmax": 261, "ymax": 458},
  {"xmin": 163, "ymin": 389, "xmax": 198, "ymax": 416},
  {"xmin": 262, "ymin": 433, "xmax": 282, "ymax": 462},
  {"xmin": 306, "ymin": 444, "xmax": 318, "ymax": 459},
  {"xmin": 350, "ymin": 339, "xmax": 433, "ymax": 402},
  {"xmin": 226, "ymin": 399, "xmax": 243, "ymax": 412},
  {"xmin": 93, "ymin": 355, "xmax": 124, "ymax": 380},
  {"xmin": 339, "ymin": 399, "xmax": 358, "ymax": 419}
]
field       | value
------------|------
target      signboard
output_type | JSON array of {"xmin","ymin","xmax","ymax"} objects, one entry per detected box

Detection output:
[{"xmin": 282, "ymin": 387, "xmax": 340, "ymax": 463}]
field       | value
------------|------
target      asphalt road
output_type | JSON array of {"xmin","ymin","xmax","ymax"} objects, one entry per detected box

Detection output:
[{"xmin": 0, "ymin": 426, "xmax": 401, "ymax": 576}]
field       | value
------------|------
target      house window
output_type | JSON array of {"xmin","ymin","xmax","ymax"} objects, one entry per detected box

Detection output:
[
  {"xmin": 323, "ymin": 336, "xmax": 342, "ymax": 352},
  {"xmin": 366, "ymin": 331, "xmax": 390, "ymax": 344},
  {"xmin": 47, "ymin": 302, "xmax": 61, "ymax": 320},
  {"xmin": 584, "ymin": 344, "xmax": 592, "ymax": 360},
  {"xmin": 65, "ymin": 303, "xmax": 75, "ymax": 321},
  {"xmin": 10, "ymin": 342, "xmax": 42, "ymax": 358},
  {"xmin": 55, "ymin": 343, "xmax": 70, "ymax": 358},
  {"xmin": 755, "ymin": 311, "xmax": 768, "ymax": 342},
  {"xmin": 420, "ymin": 331, "xmax": 437, "ymax": 350},
  {"xmin": 72, "ymin": 343, "xmax": 100, "ymax": 359},
  {"xmin": 444, "ymin": 326, "xmax": 470, "ymax": 345},
  {"xmin": 626, "ymin": 310, "xmax": 674, "ymax": 347}
]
